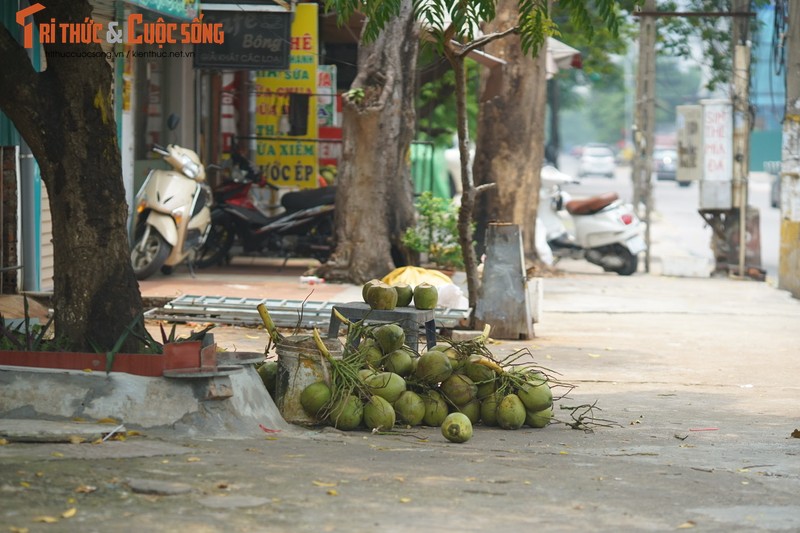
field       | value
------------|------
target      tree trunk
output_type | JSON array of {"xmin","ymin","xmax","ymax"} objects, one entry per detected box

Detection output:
[
  {"xmin": 318, "ymin": 0, "xmax": 418, "ymax": 284},
  {"xmin": 473, "ymin": 0, "xmax": 548, "ymax": 261},
  {"xmin": 0, "ymin": 1, "xmax": 143, "ymax": 352}
]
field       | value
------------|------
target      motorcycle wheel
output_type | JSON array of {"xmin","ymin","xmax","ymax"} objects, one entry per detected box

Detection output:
[
  {"xmin": 195, "ymin": 214, "xmax": 235, "ymax": 268},
  {"xmin": 131, "ymin": 229, "xmax": 172, "ymax": 280},
  {"xmin": 610, "ymin": 243, "xmax": 638, "ymax": 276}
]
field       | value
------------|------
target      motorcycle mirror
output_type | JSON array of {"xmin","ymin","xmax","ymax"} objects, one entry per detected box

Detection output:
[{"xmin": 167, "ymin": 113, "xmax": 181, "ymax": 131}]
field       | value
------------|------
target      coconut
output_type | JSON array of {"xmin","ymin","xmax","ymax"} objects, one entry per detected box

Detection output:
[
  {"xmin": 476, "ymin": 379, "xmax": 498, "ymax": 400},
  {"xmin": 413, "ymin": 282, "xmax": 438, "ymax": 310},
  {"xmin": 480, "ymin": 392, "xmax": 502, "ymax": 427},
  {"xmin": 496, "ymin": 393, "xmax": 526, "ymax": 430},
  {"xmin": 383, "ymin": 348, "xmax": 414, "ymax": 377},
  {"xmin": 365, "ymin": 371, "xmax": 406, "ymax": 403},
  {"xmin": 415, "ymin": 350, "xmax": 453, "ymax": 384},
  {"xmin": 362, "ymin": 279, "xmax": 382, "ymax": 303},
  {"xmin": 441, "ymin": 412, "xmax": 473, "ymax": 443},
  {"xmin": 257, "ymin": 361, "xmax": 278, "ymax": 397},
  {"xmin": 300, "ymin": 381, "xmax": 331, "ymax": 419},
  {"xmin": 393, "ymin": 283, "xmax": 414, "ymax": 307},
  {"xmin": 358, "ymin": 368, "xmax": 378, "ymax": 382},
  {"xmin": 517, "ymin": 379, "xmax": 553, "ymax": 412},
  {"xmin": 393, "ymin": 391, "xmax": 426, "ymax": 426},
  {"xmin": 329, "ymin": 394, "xmax": 363, "ymax": 430},
  {"xmin": 525, "ymin": 406, "xmax": 553, "ymax": 428},
  {"xmin": 362, "ymin": 345, "xmax": 384, "ymax": 369},
  {"xmin": 422, "ymin": 390, "xmax": 449, "ymax": 426},
  {"xmin": 373, "ymin": 324, "xmax": 405, "ymax": 353},
  {"xmin": 440, "ymin": 374, "xmax": 478, "ymax": 406},
  {"xmin": 363, "ymin": 395, "xmax": 396, "ymax": 431},
  {"xmin": 457, "ymin": 399, "xmax": 481, "ymax": 424},
  {"xmin": 463, "ymin": 361, "xmax": 496, "ymax": 384},
  {"xmin": 367, "ymin": 282, "xmax": 398, "ymax": 310}
]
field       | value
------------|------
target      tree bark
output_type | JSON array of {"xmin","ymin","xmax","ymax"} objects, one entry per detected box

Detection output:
[
  {"xmin": 0, "ymin": 1, "xmax": 143, "ymax": 351},
  {"xmin": 473, "ymin": 0, "xmax": 548, "ymax": 261},
  {"xmin": 319, "ymin": 0, "xmax": 418, "ymax": 284}
]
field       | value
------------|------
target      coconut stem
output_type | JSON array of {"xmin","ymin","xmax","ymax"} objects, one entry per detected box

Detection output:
[{"xmin": 257, "ymin": 304, "xmax": 283, "ymax": 346}]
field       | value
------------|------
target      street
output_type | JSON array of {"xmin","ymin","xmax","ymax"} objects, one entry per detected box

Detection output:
[{"xmin": 556, "ymin": 156, "xmax": 780, "ymax": 280}]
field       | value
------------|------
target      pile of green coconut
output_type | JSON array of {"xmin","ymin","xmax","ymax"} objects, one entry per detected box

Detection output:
[{"xmin": 257, "ymin": 283, "xmax": 559, "ymax": 443}]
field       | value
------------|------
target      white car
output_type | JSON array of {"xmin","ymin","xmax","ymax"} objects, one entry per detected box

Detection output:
[{"xmin": 578, "ymin": 144, "xmax": 616, "ymax": 178}]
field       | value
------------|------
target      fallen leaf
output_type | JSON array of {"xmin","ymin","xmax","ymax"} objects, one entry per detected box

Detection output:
[
  {"xmin": 677, "ymin": 520, "xmax": 696, "ymax": 528},
  {"xmin": 186, "ymin": 457, "xmax": 201, "ymax": 463},
  {"xmin": 35, "ymin": 472, "xmax": 44, "ymax": 478},
  {"xmin": 51, "ymin": 452, "xmax": 64, "ymax": 458},
  {"xmin": 0, "ymin": 438, "xmax": 8, "ymax": 445},
  {"xmin": 74, "ymin": 485, "xmax": 97, "ymax": 494},
  {"xmin": 33, "ymin": 516, "xmax": 59, "ymax": 524},
  {"xmin": 82, "ymin": 369, "xmax": 93, "ymax": 373},
  {"xmin": 326, "ymin": 489, "xmax": 338, "ymax": 496},
  {"xmin": 312, "ymin": 480, "xmax": 338, "ymax": 487},
  {"xmin": 20, "ymin": 481, "xmax": 31, "ymax": 488},
  {"xmin": 97, "ymin": 417, "xmax": 118, "ymax": 424},
  {"xmin": 245, "ymin": 334, "xmax": 261, "ymax": 339},
  {"xmin": 126, "ymin": 431, "xmax": 142, "ymax": 437},
  {"xmin": 67, "ymin": 498, "xmax": 76, "ymax": 504},
  {"xmin": 61, "ymin": 508, "xmax": 77, "ymax": 519},
  {"xmin": 9, "ymin": 526, "xmax": 29, "ymax": 533},
  {"xmin": 559, "ymin": 451, "xmax": 569, "ymax": 455},
  {"xmin": 399, "ymin": 497, "xmax": 411, "ymax": 503},
  {"xmin": 587, "ymin": 353, "xmax": 601, "ymax": 358},
  {"xmin": 68, "ymin": 435, "xmax": 86, "ymax": 444}
]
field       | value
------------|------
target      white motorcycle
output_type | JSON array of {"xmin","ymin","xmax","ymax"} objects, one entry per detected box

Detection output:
[
  {"xmin": 130, "ymin": 144, "xmax": 212, "ymax": 280},
  {"xmin": 537, "ymin": 166, "xmax": 645, "ymax": 275}
]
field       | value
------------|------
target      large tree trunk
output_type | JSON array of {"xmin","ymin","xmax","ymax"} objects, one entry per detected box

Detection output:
[
  {"xmin": 473, "ymin": 0, "xmax": 548, "ymax": 261},
  {"xmin": 0, "ymin": 0, "xmax": 143, "ymax": 351},
  {"xmin": 319, "ymin": 0, "xmax": 418, "ymax": 284}
]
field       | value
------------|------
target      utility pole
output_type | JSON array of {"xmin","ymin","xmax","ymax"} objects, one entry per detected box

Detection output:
[
  {"xmin": 779, "ymin": 2, "xmax": 800, "ymax": 297},
  {"xmin": 632, "ymin": 0, "xmax": 656, "ymax": 272},
  {"xmin": 731, "ymin": 0, "xmax": 751, "ymax": 278}
]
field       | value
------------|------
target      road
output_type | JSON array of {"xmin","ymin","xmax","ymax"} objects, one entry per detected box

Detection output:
[{"xmin": 555, "ymin": 156, "xmax": 780, "ymax": 281}]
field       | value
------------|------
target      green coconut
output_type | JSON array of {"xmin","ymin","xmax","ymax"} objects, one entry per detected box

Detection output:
[
  {"xmin": 496, "ymin": 393, "xmax": 526, "ymax": 430},
  {"xmin": 428, "ymin": 344, "xmax": 462, "ymax": 371},
  {"xmin": 358, "ymin": 368, "xmax": 378, "ymax": 382},
  {"xmin": 362, "ymin": 345, "xmax": 385, "ymax": 369},
  {"xmin": 367, "ymin": 282, "xmax": 398, "ymax": 310},
  {"xmin": 480, "ymin": 392, "xmax": 502, "ymax": 427},
  {"xmin": 517, "ymin": 378, "xmax": 553, "ymax": 412},
  {"xmin": 383, "ymin": 348, "xmax": 414, "ymax": 377},
  {"xmin": 476, "ymin": 379, "xmax": 498, "ymax": 400},
  {"xmin": 393, "ymin": 391, "xmax": 426, "ymax": 426},
  {"xmin": 422, "ymin": 390, "xmax": 449, "ymax": 426},
  {"xmin": 441, "ymin": 412, "xmax": 473, "ymax": 443},
  {"xmin": 365, "ymin": 371, "xmax": 406, "ymax": 403},
  {"xmin": 373, "ymin": 323, "xmax": 405, "ymax": 353},
  {"xmin": 440, "ymin": 374, "xmax": 478, "ymax": 406},
  {"xmin": 362, "ymin": 279, "xmax": 382, "ymax": 303},
  {"xmin": 463, "ymin": 360, "xmax": 496, "ymax": 384},
  {"xmin": 415, "ymin": 350, "xmax": 453, "ymax": 385},
  {"xmin": 257, "ymin": 361, "xmax": 278, "ymax": 397},
  {"xmin": 393, "ymin": 283, "xmax": 414, "ymax": 307},
  {"xmin": 329, "ymin": 394, "xmax": 364, "ymax": 431},
  {"xmin": 413, "ymin": 282, "xmax": 439, "ymax": 310},
  {"xmin": 457, "ymin": 399, "xmax": 481, "ymax": 424},
  {"xmin": 525, "ymin": 406, "xmax": 553, "ymax": 429},
  {"xmin": 299, "ymin": 381, "xmax": 332, "ymax": 419},
  {"xmin": 363, "ymin": 395, "xmax": 396, "ymax": 431}
]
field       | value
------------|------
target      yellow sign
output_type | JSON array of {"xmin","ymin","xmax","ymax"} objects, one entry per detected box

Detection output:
[{"xmin": 255, "ymin": 3, "xmax": 318, "ymax": 189}]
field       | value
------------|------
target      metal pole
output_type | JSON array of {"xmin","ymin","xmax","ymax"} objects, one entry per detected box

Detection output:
[{"xmin": 732, "ymin": 43, "xmax": 751, "ymax": 278}]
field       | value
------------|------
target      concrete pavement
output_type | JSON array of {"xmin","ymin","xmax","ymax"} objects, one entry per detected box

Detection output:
[{"xmin": 2, "ymin": 247, "xmax": 800, "ymax": 531}]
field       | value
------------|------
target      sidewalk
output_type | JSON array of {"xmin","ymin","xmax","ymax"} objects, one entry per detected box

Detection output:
[{"xmin": 2, "ymin": 255, "xmax": 800, "ymax": 531}]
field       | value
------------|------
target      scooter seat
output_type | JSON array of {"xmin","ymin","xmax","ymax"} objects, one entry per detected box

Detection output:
[
  {"xmin": 281, "ymin": 186, "xmax": 336, "ymax": 212},
  {"xmin": 565, "ymin": 192, "xmax": 619, "ymax": 215}
]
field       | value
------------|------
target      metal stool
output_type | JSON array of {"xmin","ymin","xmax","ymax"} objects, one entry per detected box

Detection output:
[{"xmin": 327, "ymin": 302, "xmax": 437, "ymax": 350}]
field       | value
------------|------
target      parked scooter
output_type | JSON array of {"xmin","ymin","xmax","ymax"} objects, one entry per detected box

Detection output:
[
  {"xmin": 195, "ymin": 151, "xmax": 336, "ymax": 268},
  {"xmin": 130, "ymin": 144, "xmax": 212, "ymax": 280},
  {"xmin": 537, "ymin": 165, "xmax": 645, "ymax": 275}
]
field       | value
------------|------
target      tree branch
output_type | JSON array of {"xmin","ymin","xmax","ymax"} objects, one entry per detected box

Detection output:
[
  {"xmin": 0, "ymin": 24, "xmax": 43, "ymax": 125},
  {"xmin": 455, "ymin": 26, "xmax": 519, "ymax": 58}
]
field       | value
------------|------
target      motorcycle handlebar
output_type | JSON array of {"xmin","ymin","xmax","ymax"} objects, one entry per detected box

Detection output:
[{"xmin": 151, "ymin": 144, "xmax": 169, "ymax": 156}]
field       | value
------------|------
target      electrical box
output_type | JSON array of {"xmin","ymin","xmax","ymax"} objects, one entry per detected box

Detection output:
[
  {"xmin": 676, "ymin": 105, "xmax": 702, "ymax": 183},
  {"xmin": 699, "ymin": 99, "xmax": 733, "ymax": 210}
]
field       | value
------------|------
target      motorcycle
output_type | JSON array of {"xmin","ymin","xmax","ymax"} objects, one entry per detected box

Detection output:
[
  {"xmin": 129, "ymin": 144, "xmax": 212, "ymax": 280},
  {"xmin": 537, "ymin": 165, "xmax": 646, "ymax": 275},
  {"xmin": 195, "ymin": 151, "xmax": 336, "ymax": 268}
]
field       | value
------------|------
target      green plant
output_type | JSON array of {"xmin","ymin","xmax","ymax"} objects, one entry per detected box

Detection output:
[{"xmin": 402, "ymin": 192, "xmax": 465, "ymax": 269}]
